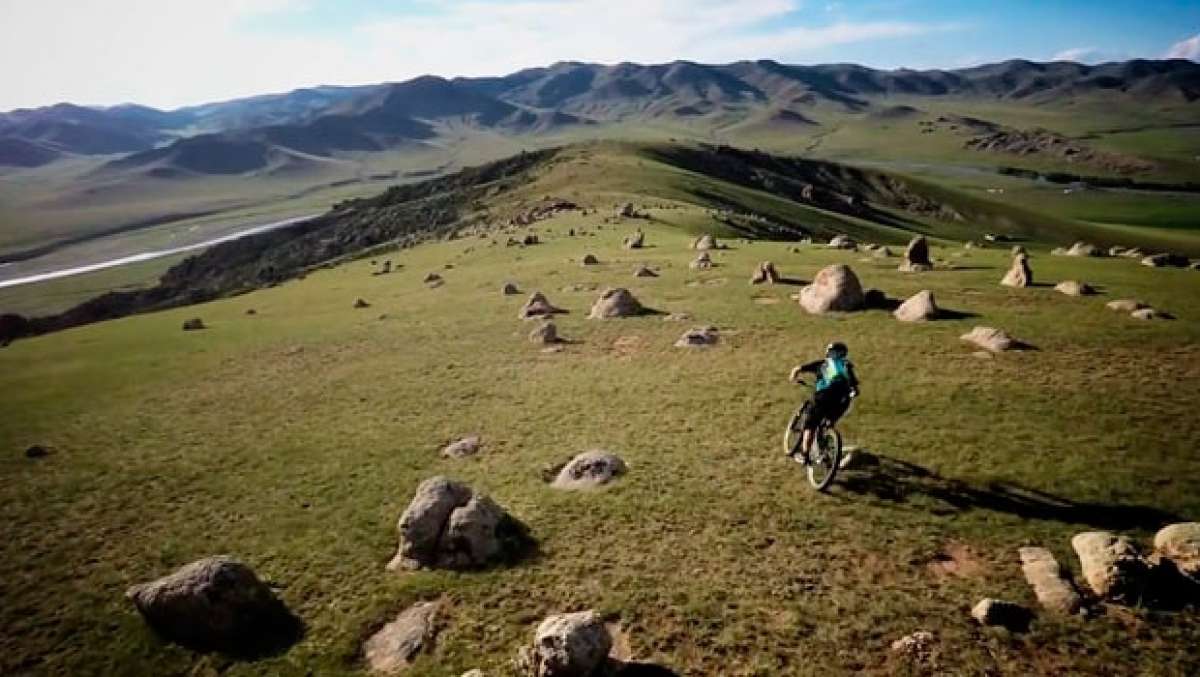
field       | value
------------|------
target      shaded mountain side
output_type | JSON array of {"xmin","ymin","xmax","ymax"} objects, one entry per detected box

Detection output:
[
  {"xmin": 0, "ymin": 150, "xmax": 557, "ymax": 341},
  {"xmin": 0, "ymin": 137, "xmax": 61, "ymax": 168}
]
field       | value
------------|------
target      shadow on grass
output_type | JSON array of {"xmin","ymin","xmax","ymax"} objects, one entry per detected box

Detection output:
[
  {"xmin": 614, "ymin": 661, "xmax": 681, "ymax": 676},
  {"xmin": 144, "ymin": 598, "xmax": 306, "ymax": 661},
  {"xmin": 834, "ymin": 452, "xmax": 1182, "ymax": 531}
]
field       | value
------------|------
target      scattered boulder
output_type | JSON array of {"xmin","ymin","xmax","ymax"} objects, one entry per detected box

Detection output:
[
  {"xmin": 1131, "ymin": 307, "xmax": 1174, "ymax": 320},
  {"xmin": 387, "ymin": 477, "xmax": 520, "ymax": 571},
  {"xmin": 354, "ymin": 299, "xmax": 371, "ymax": 309},
  {"xmin": 423, "ymin": 273, "xmax": 443, "ymax": 284},
  {"xmin": 588, "ymin": 288, "xmax": 644, "ymax": 319},
  {"xmin": 960, "ymin": 326, "xmax": 1026, "ymax": 353},
  {"xmin": 442, "ymin": 436, "xmax": 482, "ymax": 459},
  {"xmin": 632, "ymin": 265, "xmax": 658, "ymax": 278},
  {"xmin": 1018, "ymin": 546, "xmax": 1083, "ymax": 614},
  {"xmin": 797, "ymin": 264, "xmax": 865, "ymax": 314},
  {"xmin": 519, "ymin": 292, "xmax": 567, "ymax": 320},
  {"xmin": 581, "ymin": 254, "xmax": 599, "ymax": 266},
  {"xmin": 1154, "ymin": 523, "xmax": 1200, "ymax": 583},
  {"xmin": 828, "ymin": 234, "xmax": 857, "ymax": 250},
  {"xmin": 619, "ymin": 202, "xmax": 638, "ymax": 218},
  {"xmin": 503, "ymin": 282, "xmax": 521, "ymax": 295},
  {"xmin": 182, "ymin": 318, "xmax": 206, "ymax": 331},
  {"xmin": 517, "ymin": 610, "xmax": 612, "ymax": 677},
  {"xmin": 692, "ymin": 234, "xmax": 717, "ymax": 251},
  {"xmin": 898, "ymin": 236, "xmax": 933, "ymax": 272},
  {"xmin": 1000, "ymin": 253, "xmax": 1032, "ymax": 288},
  {"xmin": 1106, "ymin": 299, "xmax": 1146, "ymax": 312},
  {"xmin": 893, "ymin": 290, "xmax": 939, "ymax": 322},
  {"xmin": 689, "ymin": 252, "xmax": 713, "ymax": 270},
  {"xmin": 363, "ymin": 601, "xmax": 439, "ymax": 673},
  {"xmin": 971, "ymin": 598, "xmax": 1032, "ymax": 632},
  {"xmin": 529, "ymin": 321, "xmax": 560, "ymax": 345},
  {"xmin": 1142, "ymin": 253, "xmax": 1190, "ymax": 268},
  {"xmin": 1071, "ymin": 531, "xmax": 1150, "ymax": 602},
  {"xmin": 1065, "ymin": 241, "xmax": 1104, "ymax": 257},
  {"xmin": 1054, "ymin": 280, "xmax": 1096, "ymax": 297},
  {"xmin": 623, "ymin": 231, "xmax": 644, "ymax": 249},
  {"xmin": 24, "ymin": 444, "xmax": 50, "ymax": 459},
  {"xmin": 552, "ymin": 450, "xmax": 627, "ymax": 489},
  {"xmin": 674, "ymin": 325, "xmax": 719, "ymax": 348},
  {"xmin": 126, "ymin": 556, "xmax": 301, "ymax": 654},
  {"xmin": 749, "ymin": 261, "xmax": 780, "ymax": 285}
]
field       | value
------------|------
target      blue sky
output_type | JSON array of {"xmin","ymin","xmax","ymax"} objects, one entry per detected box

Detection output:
[{"xmin": 1, "ymin": 0, "xmax": 1198, "ymax": 110}]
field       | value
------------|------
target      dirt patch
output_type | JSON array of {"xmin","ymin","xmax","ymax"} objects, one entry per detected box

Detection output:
[
  {"xmin": 752, "ymin": 296, "xmax": 780, "ymax": 305},
  {"xmin": 611, "ymin": 335, "xmax": 644, "ymax": 358},
  {"xmin": 925, "ymin": 542, "xmax": 988, "ymax": 580}
]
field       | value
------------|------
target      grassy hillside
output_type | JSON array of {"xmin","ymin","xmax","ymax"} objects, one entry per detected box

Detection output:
[{"xmin": 3, "ymin": 184, "xmax": 1200, "ymax": 674}]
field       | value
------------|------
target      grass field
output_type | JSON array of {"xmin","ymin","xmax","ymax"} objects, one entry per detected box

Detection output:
[{"xmin": 3, "ymin": 203, "xmax": 1199, "ymax": 675}]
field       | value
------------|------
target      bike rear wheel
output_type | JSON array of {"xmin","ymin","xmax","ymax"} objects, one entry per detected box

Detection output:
[{"xmin": 806, "ymin": 426, "xmax": 843, "ymax": 491}]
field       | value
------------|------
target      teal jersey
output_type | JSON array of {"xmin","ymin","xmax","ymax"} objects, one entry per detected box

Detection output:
[{"xmin": 815, "ymin": 356, "xmax": 850, "ymax": 391}]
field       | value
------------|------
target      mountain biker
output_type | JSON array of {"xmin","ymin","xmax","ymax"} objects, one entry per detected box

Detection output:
[{"xmin": 788, "ymin": 342, "xmax": 859, "ymax": 465}]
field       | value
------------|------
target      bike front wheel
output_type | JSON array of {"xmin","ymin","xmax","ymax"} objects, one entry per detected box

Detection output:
[
  {"xmin": 782, "ymin": 404, "xmax": 808, "ymax": 457},
  {"xmin": 807, "ymin": 426, "xmax": 843, "ymax": 491}
]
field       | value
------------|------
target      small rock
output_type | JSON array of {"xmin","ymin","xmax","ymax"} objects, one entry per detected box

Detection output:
[
  {"xmin": 1055, "ymin": 280, "xmax": 1096, "ymax": 296},
  {"xmin": 889, "ymin": 631, "xmax": 935, "ymax": 662},
  {"xmin": 1018, "ymin": 546, "xmax": 1083, "ymax": 614},
  {"xmin": 520, "ymin": 292, "xmax": 567, "ymax": 320},
  {"xmin": 517, "ymin": 610, "xmax": 612, "ymax": 677},
  {"xmin": 354, "ymin": 299, "xmax": 371, "ymax": 309},
  {"xmin": 387, "ymin": 477, "xmax": 519, "ymax": 571},
  {"xmin": 674, "ymin": 325, "xmax": 719, "ymax": 348},
  {"xmin": 552, "ymin": 450, "xmax": 627, "ymax": 489},
  {"xmin": 689, "ymin": 252, "xmax": 713, "ymax": 270},
  {"xmin": 893, "ymin": 290, "xmax": 939, "ymax": 322},
  {"xmin": 662, "ymin": 312, "xmax": 692, "ymax": 322},
  {"xmin": 1131, "ymin": 307, "xmax": 1173, "ymax": 320},
  {"xmin": 24, "ymin": 444, "xmax": 50, "ymax": 459},
  {"xmin": 960, "ymin": 326, "xmax": 1026, "ymax": 353},
  {"xmin": 462, "ymin": 671, "xmax": 485, "ymax": 677},
  {"xmin": 1065, "ymin": 241, "xmax": 1104, "ymax": 257},
  {"xmin": 363, "ymin": 601, "xmax": 439, "ymax": 673},
  {"xmin": 828, "ymin": 234, "xmax": 857, "ymax": 250},
  {"xmin": 749, "ymin": 261, "xmax": 780, "ymax": 285},
  {"xmin": 693, "ymin": 234, "xmax": 717, "ymax": 251},
  {"xmin": 632, "ymin": 265, "xmax": 658, "ymax": 278},
  {"xmin": 1155, "ymin": 523, "xmax": 1200, "ymax": 583},
  {"xmin": 182, "ymin": 318, "xmax": 206, "ymax": 331},
  {"xmin": 1142, "ymin": 253, "xmax": 1189, "ymax": 268},
  {"xmin": 442, "ymin": 436, "xmax": 482, "ymax": 459},
  {"xmin": 970, "ymin": 598, "xmax": 1032, "ymax": 632},
  {"xmin": 1106, "ymin": 299, "xmax": 1146, "ymax": 312},
  {"xmin": 503, "ymin": 282, "xmax": 521, "ymax": 295},
  {"xmin": 530, "ymin": 322, "xmax": 560, "ymax": 345},
  {"xmin": 623, "ymin": 231, "xmax": 644, "ymax": 249},
  {"xmin": 581, "ymin": 254, "xmax": 599, "ymax": 266},
  {"xmin": 245, "ymin": 309, "xmax": 257, "ymax": 316}
]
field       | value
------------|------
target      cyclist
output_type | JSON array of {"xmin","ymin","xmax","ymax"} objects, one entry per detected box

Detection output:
[{"xmin": 788, "ymin": 342, "xmax": 859, "ymax": 464}]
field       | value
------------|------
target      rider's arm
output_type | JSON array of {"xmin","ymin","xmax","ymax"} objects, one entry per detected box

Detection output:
[{"xmin": 798, "ymin": 359, "xmax": 823, "ymax": 375}]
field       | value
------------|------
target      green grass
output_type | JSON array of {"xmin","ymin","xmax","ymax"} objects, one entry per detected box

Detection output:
[{"xmin": 2, "ymin": 205, "xmax": 1199, "ymax": 675}]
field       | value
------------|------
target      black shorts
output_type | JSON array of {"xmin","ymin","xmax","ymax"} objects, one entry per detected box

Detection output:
[{"xmin": 799, "ymin": 387, "xmax": 850, "ymax": 431}]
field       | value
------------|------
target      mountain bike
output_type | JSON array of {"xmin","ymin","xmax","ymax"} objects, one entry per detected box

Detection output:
[{"xmin": 782, "ymin": 379, "xmax": 848, "ymax": 491}]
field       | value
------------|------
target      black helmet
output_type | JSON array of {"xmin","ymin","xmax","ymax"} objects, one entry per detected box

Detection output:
[{"xmin": 826, "ymin": 341, "xmax": 848, "ymax": 358}]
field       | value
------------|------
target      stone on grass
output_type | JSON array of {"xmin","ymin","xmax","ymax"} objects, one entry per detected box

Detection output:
[
  {"xmin": 828, "ymin": 234, "xmax": 857, "ymax": 250},
  {"xmin": 1142, "ymin": 253, "xmax": 1189, "ymax": 268},
  {"xmin": 442, "ymin": 436, "xmax": 482, "ymax": 459},
  {"xmin": 423, "ymin": 273, "xmax": 443, "ymax": 284},
  {"xmin": 689, "ymin": 252, "xmax": 713, "ymax": 270},
  {"xmin": 971, "ymin": 598, "xmax": 1032, "ymax": 632},
  {"xmin": 632, "ymin": 265, "xmax": 658, "ymax": 278},
  {"xmin": 388, "ymin": 477, "xmax": 516, "ymax": 571},
  {"xmin": 898, "ymin": 236, "xmax": 933, "ymax": 272},
  {"xmin": 1154, "ymin": 523, "xmax": 1200, "ymax": 583},
  {"xmin": 674, "ymin": 325, "xmax": 719, "ymax": 348},
  {"xmin": 524, "ymin": 234, "xmax": 540, "ymax": 246},
  {"xmin": 1000, "ymin": 253, "xmax": 1032, "ymax": 288},
  {"xmin": 581, "ymin": 254, "xmax": 599, "ymax": 266},
  {"xmin": 893, "ymin": 290, "xmax": 939, "ymax": 322},
  {"xmin": 749, "ymin": 261, "xmax": 780, "ymax": 285},
  {"xmin": 623, "ymin": 231, "xmax": 644, "ymax": 249},
  {"xmin": 503, "ymin": 282, "xmax": 521, "ymax": 295},
  {"xmin": 1066, "ymin": 241, "xmax": 1104, "ymax": 257},
  {"xmin": 1131, "ymin": 307, "xmax": 1173, "ymax": 320},
  {"xmin": 1106, "ymin": 299, "xmax": 1146, "ymax": 312},
  {"xmin": 1018, "ymin": 546, "xmax": 1083, "ymax": 614},
  {"xmin": 797, "ymin": 264, "xmax": 864, "ymax": 314},
  {"xmin": 363, "ymin": 601, "xmax": 439, "ymax": 673},
  {"xmin": 182, "ymin": 318, "xmax": 206, "ymax": 331},
  {"xmin": 1054, "ymin": 280, "xmax": 1096, "ymax": 297},
  {"xmin": 126, "ymin": 556, "xmax": 300, "ymax": 654},
  {"xmin": 1071, "ymin": 531, "xmax": 1150, "ymax": 602},
  {"xmin": 518, "ymin": 610, "xmax": 612, "ymax": 677},
  {"xmin": 1011, "ymin": 245, "xmax": 1027, "ymax": 256},
  {"xmin": 552, "ymin": 450, "xmax": 627, "ymax": 489},
  {"xmin": 529, "ymin": 321, "xmax": 560, "ymax": 345},
  {"xmin": 873, "ymin": 246, "xmax": 894, "ymax": 258},
  {"xmin": 24, "ymin": 444, "xmax": 50, "ymax": 459},
  {"xmin": 588, "ymin": 288, "xmax": 643, "ymax": 319},
  {"xmin": 692, "ymin": 234, "xmax": 717, "ymax": 251},
  {"xmin": 889, "ymin": 631, "xmax": 935, "ymax": 662},
  {"xmin": 960, "ymin": 326, "xmax": 1025, "ymax": 353},
  {"xmin": 520, "ymin": 292, "xmax": 566, "ymax": 320}
]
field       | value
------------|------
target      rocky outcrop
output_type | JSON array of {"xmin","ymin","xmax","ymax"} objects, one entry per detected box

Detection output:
[
  {"xmin": 797, "ymin": 265, "xmax": 864, "ymax": 314},
  {"xmin": 126, "ymin": 556, "xmax": 302, "ymax": 654},
  {"xmin": 1018, "ymin": 547, "xmax": 1083, "ymax": 614},
  {"xmin": 966, "ymin": 130, "xmax": 1153, "ymax": 174}
]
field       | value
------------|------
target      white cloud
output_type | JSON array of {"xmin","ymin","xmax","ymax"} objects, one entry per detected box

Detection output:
[
  {"xmin": 1052, "ymin": 47, "xmax": 1100, "ymax": 63},
  {"xmin": 0, "ymin": 0, "xmax": 956, "ymax": 110},
  {"xmin": 1165, "ymin": 34, "xmax": 1200, "ymax": 60}
]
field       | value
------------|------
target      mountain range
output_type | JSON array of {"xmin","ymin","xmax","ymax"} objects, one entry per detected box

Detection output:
[{"xmin": 3, "ymin": 58, "xmax": 1197, "ymax": 174}]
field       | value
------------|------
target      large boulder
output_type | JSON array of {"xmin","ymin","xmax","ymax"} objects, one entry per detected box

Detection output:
[
  {"xmin": 1018, "ymin": 547, "xmax": 1083, "ymax": 614},
  {"xmin": 960, "ymin": 326, "xmax": 1025, "ymax": 353},
  {"xmin": 126, "ymin": 556, "xmax": 301, "ymax": 654},
  {"xmin": 898, "ymin": 236, "xmax": 933, "ymax": 272},
  {"xmin": 1071, "ymin": 531, "xmax": 1150, "ymax": 602},
  {"xmin": 893, "ymin": 290, "xmax": 939, "ymax": 322},
  {"xmin": 1000, "ymin": 253, "xmax": 1032, "ymax": 288},
  {"xmin": 689, "ymin": 252, "xmax": 713, "ymax": 270},
  {"xmin": 552, "ymin": 450, "xmax": 627, "ymax": 490},
  {"xmin": 749, "ymin": 261, "xmax": 780, "ymax": 285},
  {"xmin": 692, "ymin": 234, "xmax": 717, "ymax": 251},
  {"xmin": 674, "ymin": 326, "xmax": 719, "ymax": 348},
  {"xmin": 588, "ymin": 288, "xmax": 643, "ymax": 319},
  {"xmin": 387, "ymin": 477, "xmax": 516, "ymax": 571},
  {"xmin": 520, "ymin": 292, "xmax": 566, "ymax": 320},
  {"xmin": 363, "ymin": 601, "xmax": 439, "ymax": 673},
  {"xmin": 1054, "ymin": 280, "xmax": 1096, "ymax": 297},
  {"xmin": 1154, "ymin": 523, "xmax": 1200, "ymax": 583},
  {"xmin": 797, "ymin": 265, "xmax": 865, "ymax": 314},
  {"xmin": 518, "ymin": 610, "xmax": 612, "ymax": 677}
]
